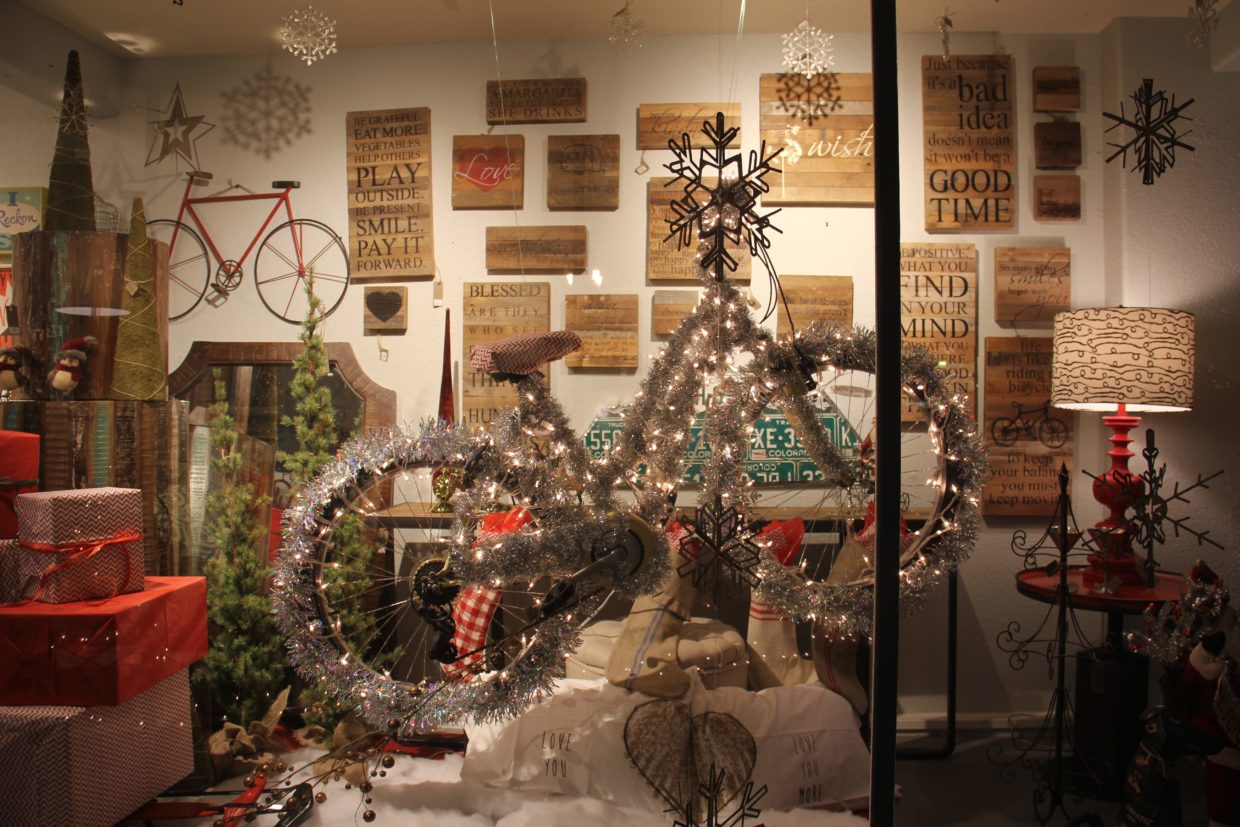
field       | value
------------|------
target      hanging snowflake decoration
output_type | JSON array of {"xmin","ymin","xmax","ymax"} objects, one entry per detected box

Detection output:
[
  {"xmin": 280, "ymin": 4, "xmax": 338, "ymax": 66},
  {"xmin": 935, "ymin": 7, "xmax": 955, "ymax": 60},
  {"xmin": 782, "ymin": 18, "xmax": 834, "ymax": 78},
  {"xmin": 677, "ymin": 499, "xmax": 763, "ymax": 595},
  {"xmin": 1188, "ymin": 0, "xmax": 1221, "ymax": 49},
  {"xmin": 608, "ymin": 1, "xmax": 644, "ymax": 50},
  {"xmin": 1103, "ymin": 78, "xmax": 1195, "ymax": 186},
  {"xmin": 220, "ymin": 64, "xmax": 312, "ymax": 160}
]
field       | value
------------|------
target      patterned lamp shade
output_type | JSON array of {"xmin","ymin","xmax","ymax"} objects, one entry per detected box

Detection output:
[{"xmin": 1051, "ymin": 307, "xmax": 1195, "ymax": 412}]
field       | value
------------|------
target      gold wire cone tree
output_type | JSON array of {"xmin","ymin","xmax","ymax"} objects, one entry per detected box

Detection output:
[{"xmin": 109, "ymin": 198, "xmax": 166, "ymax": 400}]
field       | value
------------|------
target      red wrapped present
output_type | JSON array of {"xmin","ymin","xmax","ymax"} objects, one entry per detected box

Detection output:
[
  {"xmin": 0, "ymin": 576, "xmax": 207, "ymax": 706},
  {"xmin": 14, "ymin": 486, "xmax": 145, "ymax": 602},
  {"xmin": 0, "ymin": 429, "xmax": 39, "ymax": 539},
  {"xmin": 0, "ymin": 667, "xmax": 194, "ymax": 827},
  {"xmin": 0, "ymin": 538, "xmax": 18, "ymax": 603}
]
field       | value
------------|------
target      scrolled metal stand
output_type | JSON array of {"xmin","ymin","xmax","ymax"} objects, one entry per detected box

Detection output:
[{"xmin": 987, "ymin": 465, "xmax": 1105, "ymax": 825}]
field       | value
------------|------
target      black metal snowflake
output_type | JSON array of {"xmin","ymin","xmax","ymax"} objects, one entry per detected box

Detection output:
[
  {"xmin": 1103, "ymin": 78, "xmax": 1195, "ymax": 185},
  {"xmin": 678, "ymin": 498, "xmax": 763, "ymax": 594},
  {"xmin": 664, "ymin": 111, "xmax": 782, "ymax": 283},
  {"xmin": 776, "ymin": 71, "xmax": 842, "ymax": 127},
  {"xmin": 670, "ymin": 764, "xmax": 767, "ymax": 827}
]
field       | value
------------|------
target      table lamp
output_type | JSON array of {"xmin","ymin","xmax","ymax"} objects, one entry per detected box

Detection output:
[{"xmin": 1051, "ymin": 307, "xmax": 1195, "ymax": 590}]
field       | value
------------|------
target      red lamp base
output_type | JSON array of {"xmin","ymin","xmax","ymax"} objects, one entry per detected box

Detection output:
[{"xmin": 1084, "ymin": 403, "xmax": 1147, "ymax": 590}]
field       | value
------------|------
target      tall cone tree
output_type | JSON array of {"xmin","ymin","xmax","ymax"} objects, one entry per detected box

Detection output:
[
  {"xmin": 110, "ymin": 198, "xmax": 166, "ymax": 399},
  {"xmin": 45, "ymin": 50, "xmax": 96, "ymax": 233}
]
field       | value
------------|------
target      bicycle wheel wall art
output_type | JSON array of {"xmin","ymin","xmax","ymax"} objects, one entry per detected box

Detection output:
[{"xmin": 148, "ymin": 172, "xmax": 350, "ymax": 323}]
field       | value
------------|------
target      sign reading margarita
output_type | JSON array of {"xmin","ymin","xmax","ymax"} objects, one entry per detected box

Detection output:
[{"xmin": 584, "ymin": 404, "xmax": 861, "ymax": 484}]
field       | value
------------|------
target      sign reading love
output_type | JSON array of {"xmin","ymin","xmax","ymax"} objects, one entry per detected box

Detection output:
[
  {"xmin": 456, "ymin": 148, "xmax": 517, "ymax": 191},
  {"xmin": 452, "ymin": 135, "xmax": 525, "ymax": 209}
]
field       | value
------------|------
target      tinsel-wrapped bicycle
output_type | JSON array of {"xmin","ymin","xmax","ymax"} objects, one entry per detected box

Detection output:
[{"xmin": 273, "ymin": 113, "xmax": 984, "ymax": 732}]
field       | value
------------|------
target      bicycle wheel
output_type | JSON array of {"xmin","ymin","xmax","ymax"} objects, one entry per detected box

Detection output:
[
  {"xmin": 273, "ymin": 418, "xmax": 666, "ymax": 732},
  {"xmin": 991, "ymin": 417, "xmax": 1018, "ymax": 447},
  {"xmin": 147, "ymin": 219, "xmax": 210, "ymax": 320},
  {"xmin": 254, "ymin": 219, "xmax": 349, "ymax": 324},
  {"xmin": 1039, "ymin": 417, "xmax": 1069, "ymax": 449}
]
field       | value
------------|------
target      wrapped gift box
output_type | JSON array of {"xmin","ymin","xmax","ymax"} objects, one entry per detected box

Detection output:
[
  {"xmin": 0, "ymin": 666, "xmax": 193, "ymax": 827},
  {"xmin": 0, "ymin": 539, "xmax": 18, "ymax": 603},
  {"xmin": 0, "ymin": 576, "xmax": 206, "ymax": 706},
  {"xmin": 14, "ymin": 486, "xmax": 145, "ymax": 602},
  {"xmin": 0, "ymin": 429, "xmax": 40, "ymax": 539}
]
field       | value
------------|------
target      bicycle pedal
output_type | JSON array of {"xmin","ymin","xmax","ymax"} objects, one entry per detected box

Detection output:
[{"xmin": 205, "ymin": 288, "xmax": 230, "ymax": 307}]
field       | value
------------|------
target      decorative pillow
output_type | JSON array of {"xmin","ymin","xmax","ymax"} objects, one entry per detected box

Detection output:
[{"xmin": 468, "ymin": 331, "xmax": 582, "ymax": 376}]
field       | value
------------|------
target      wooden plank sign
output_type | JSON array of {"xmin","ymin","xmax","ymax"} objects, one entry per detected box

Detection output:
[
  {"xmin": 759, "ymin": 73, "xmax": 875, "ymax": 206},
  {"xmin": 0, "ymin": 187, "xmax": 45, "ymax": 261},
  {"xmin": 637, "ymin": 103, "xmax": 741, "ymax": 150},
  {"xmin": 983, "ymin": 336, "xmax": 1073, "ymax": 516},
  {"xmin": 647, "ymin": 178, "xmax": 751, "ymax": 282},
  {"xmin": 547, "ymin": 135, "xmax": 620, "ymax": 211},
  {"xmin": 1034, "ymin": 122, "xmax": 1082, "ymax": 169},
  {"xmin": 1033, "ymin": 174, "xmax": 1081, "ymax": 222},
  {"xmin": 564, "ymin": 294, "xmax": 638, "ymax": 369},
  {"xmin": 922, "ymin": 55, "xmax": 1015, "ymax": 231},
  {"xmin": 345, "ymin": 107, "xmax": 433, "ymax": 279},
  {"xmin": 485, "ymin": 226, "xmax": 587, "ymax": 274},
  {"xmin": 994, "ymin": 247, "xmax": 1070, "ymax": 327},
  {"xmin": 652, "ymin": 290, "xmax": 700, "ymax": 336},
  {"xmin": 899, "ymin": 243, "xmax": 978, "ymax": 418},
  {"xmin": 362, "ymin": 286, "xmax": 408, "ymax": 332},
  {"xmin": 462, "ymin": 282, "xmax": 550, "ymax": 428},
  {"xmin": 775, "ymin": 275, "xmax": 854, "ymax": 338},
  {"xmin": 1032, "ymin": 66, "xmax": 1081, "ymax": 113},
  {"xmin": 452, "ymin": 135, "xmax": 524, "ymax": 210},
  {"xmin": 486, "ymin": 78, "xmax": 586, "ymax": 125}
]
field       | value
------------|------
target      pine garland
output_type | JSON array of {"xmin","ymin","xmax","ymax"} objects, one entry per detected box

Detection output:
[
  {"xmin": 110, "ymin": 198, "xmax": 166, "ymax": 400},
  {"xmin": 195, "ymin": 369, "xmax": 289, "ymax": 726}
]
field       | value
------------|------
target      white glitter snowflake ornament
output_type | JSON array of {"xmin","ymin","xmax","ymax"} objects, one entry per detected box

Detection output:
[
  {"xmin": 609, "ymin": 1, "xmax": 644, "ymax": 50},
  {"xmin": 1187, "ymin": 0, "xmax": 1220, "ymax": 49},
  {"xmin": 280, "ymin": 4, "xmax": 338, "ymax": 66},
  {"xmin": 782, "ymin": 18, "xmax": 834, "ymax": 78}
]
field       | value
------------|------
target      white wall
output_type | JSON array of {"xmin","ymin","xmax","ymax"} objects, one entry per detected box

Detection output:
[{"xmin": 3, "ymin": 13, "xmax": 1236, "ymax": 724}]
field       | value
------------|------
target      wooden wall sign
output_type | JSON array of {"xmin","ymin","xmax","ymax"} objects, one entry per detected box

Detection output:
[
  {"xmin": 345, "ymin": 107, "xmax": 434, "ymax": 280},
  {"xmin": 983, "ymin": 336, "xmax": 1073, "ymax": 516},
  {"xmin": 1032, "ymin": 67, "xmax": 1081, "ymax": 113},
  {"xmin": 994, "ymin": 246, "xmax": 1070, "ymax": 327},
  {"xmin": 0, "ymin": 187, "xmax": 45, "ymax": 262},
  {"xmin": 547, "ymin": 135, "xmax": 619, "ymax": 211},
  {"xmin": 452, "ymin": 135, "xmax": 524, "ymax": 209},
  {"xmin": 564, "ymin": 294, "xmax": 638, "ymax": 369},
  {"xmin": 1034, "ymin": 122, "xmax": 1082, "ymax": 169},
  {"xmin": 759, "ymin": 73, "xmax": 875, "ymax": 206},
  {"xmin": 1033, "ymin": 174, "xmax": 1081, "ymax": 222},
  {"xmin": 647, "ymin": 178, "xmax": 751, "ymax": 282},
  {"xmin": 462, "ymin": 281, "xmax": 550, "ymax": 428},
  {"xmin": 362, "ymin": 286, "xmax": 408, "ymax": 332},
  {"xmin": 922, "ymin": 55, "xmax": 1015, "ymax": 231},
  {"xmin": 486, "ymin": 78, "xmax": 586, "ymax": 125},
  {"xmin": 485, "ymin": 226, "xmax": 587, "ymax": 274},
  {"xmin": 637, "ymin": 103, "xmax": 741, "ymax": 150},
  {"xmin": 775, "ymin": 275, "xmax": 854, "ymax": 338},
  {"xmin": 651, "ymin": 290, "xmax": 699, "ymax": 337},
  {"xmin": 899, "ymin": 242, "xmax": 978, "ymax": 418}
]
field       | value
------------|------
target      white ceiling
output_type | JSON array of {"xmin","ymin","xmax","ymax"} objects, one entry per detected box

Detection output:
[{"xmin": 17, "ymin": 0, "xmax": 1214, "ymax": 59}]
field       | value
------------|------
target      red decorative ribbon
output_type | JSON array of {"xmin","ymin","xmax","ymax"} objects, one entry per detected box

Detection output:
[{"xmin": 17, "ymin": 531, "xmax": 142, "ymax": 602}]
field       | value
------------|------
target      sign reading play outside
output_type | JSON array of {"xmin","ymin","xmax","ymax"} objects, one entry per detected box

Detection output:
[{"xmin": 584, "ymin": 405, "xmax": 861, "ymax": 485}]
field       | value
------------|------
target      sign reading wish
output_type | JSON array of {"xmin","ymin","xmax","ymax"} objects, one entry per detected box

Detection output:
[{"xmin": 346, "ymin": 107, "xmax": 434, "ymax": 279}]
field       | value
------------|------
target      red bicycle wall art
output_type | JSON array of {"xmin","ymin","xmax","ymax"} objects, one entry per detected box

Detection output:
[{"xmin": 148, "ymin": 172, "xmax": 350, "ymax": 323}]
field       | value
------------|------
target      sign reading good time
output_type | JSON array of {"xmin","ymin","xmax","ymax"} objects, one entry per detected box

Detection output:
[
  {"xmin": 463, "ymin": 282, "xmax": 550, "ymax": 428},
  {"xmin": 922, "ymin": 55, "xmax": 1015, "ymax": 231},
  {"xmin": 346, "ymin": 107, "xmax": 434, "ymax": 279},
  {"xmin": 899, "ymin": 242, "xmax": 978, "ymax": 418}
]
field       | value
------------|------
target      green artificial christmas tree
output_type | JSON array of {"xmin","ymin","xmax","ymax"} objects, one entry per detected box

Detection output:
[
  {"xmin": 196, "ymin": 369, "xmax": 289, "ymax": 726},
  {"xmin": 110, "ymin": 198, "xmax": 166, "ymax": 400},
  {"xmin": 46, "ymin": 50, "xmax": 96, "ymax": 233},
  {"xmin": 279, "ymin": 276, "xmax": 395, "ymax": 737}
]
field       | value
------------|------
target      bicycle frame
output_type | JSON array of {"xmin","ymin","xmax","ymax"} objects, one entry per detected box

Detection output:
[{"xmin": 169, "ymin": 175, "xmax": 303, "ymax": 275}]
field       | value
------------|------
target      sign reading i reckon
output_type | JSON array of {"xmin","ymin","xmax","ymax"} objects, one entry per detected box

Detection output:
[
  {"xmin": 346, "ymin": 107, "xmax": 434, "ymax": 279},
  {"xmin": 922, "ymin": 55, "xmax": 1015, "ymax": 231}
]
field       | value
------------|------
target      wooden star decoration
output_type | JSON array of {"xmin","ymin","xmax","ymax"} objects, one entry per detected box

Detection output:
[{"xmin": 145, "ymin": 83, "xmax": 214, "ymax": 169}]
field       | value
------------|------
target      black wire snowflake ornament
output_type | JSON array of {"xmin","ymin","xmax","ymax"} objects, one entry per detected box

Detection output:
[
  {"xmin": 1103, "ymin": 78, "xmax": 1195, "ymax": 186},
  {"xmin": 677, "ymin": 498, "xmax": 763, "ymax": 596},
  {"xmin": 669, "ymin": 764, "xmax": 767, "ymax": 827},
  {"xmin": 663, "ymin": 112, "xmax": 783, "ymax": 284}
]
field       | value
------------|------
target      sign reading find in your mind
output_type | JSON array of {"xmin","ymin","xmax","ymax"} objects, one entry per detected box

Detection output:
[{"xmin": 346, "ymin": 107, "xmax": 434, "ymax": 280}]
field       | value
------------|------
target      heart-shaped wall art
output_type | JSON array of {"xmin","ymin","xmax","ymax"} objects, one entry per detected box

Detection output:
[
  {"xmin": 455, "ymin": 147, "xmax": 518, "ymax": 192},
  {"xmin": 623, "ymin": 699, "xmax": 758, "ymax": 823},
  {"xmin": 365, "ymin": 290, "xmax": 404, "ymax": 323}
]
